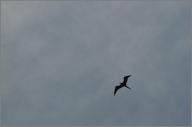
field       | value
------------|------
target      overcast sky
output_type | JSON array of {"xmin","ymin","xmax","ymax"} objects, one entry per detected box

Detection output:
[{"xmin": 1, "ymin": 1, "xmax": 191, "ymax": 126}]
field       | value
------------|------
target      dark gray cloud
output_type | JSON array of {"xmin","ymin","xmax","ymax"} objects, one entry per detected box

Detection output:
[
  {"xmin": 0, "ymin": 97, "xmax": 1, "ymax": 125},
  {"xmin": 1, "ymin": 1, "xmax": 191, "ymax": 125}
]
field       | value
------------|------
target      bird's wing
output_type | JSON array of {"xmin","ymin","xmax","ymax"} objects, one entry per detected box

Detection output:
[
  {"xmin": 114, "ymin": 85, "xmax": 121, "ymax": 96},
  {"xmin": 123, "ymin": 75, "xmax": 131, "ymax": 84}
]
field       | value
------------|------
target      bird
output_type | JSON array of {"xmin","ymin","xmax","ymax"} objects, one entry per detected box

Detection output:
[{"xmin": 114, "ymin": 75, "xmax": 132, "ymax": 96}]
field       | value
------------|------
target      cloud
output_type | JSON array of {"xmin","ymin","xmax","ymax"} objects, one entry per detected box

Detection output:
[{"xmin": 1, "ymin": 1, "xmax": 191, "ymax": 125}]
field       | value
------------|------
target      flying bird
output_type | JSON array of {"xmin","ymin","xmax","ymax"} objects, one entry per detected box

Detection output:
[{"xmin": 114, "ymin": 75, "xmax": 132, "ymax": 96}]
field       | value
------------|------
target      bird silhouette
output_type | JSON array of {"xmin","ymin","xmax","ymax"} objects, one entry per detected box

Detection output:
[{"xmin": 114, "ymin": 75, "xmax": 131, "ymax": 96}]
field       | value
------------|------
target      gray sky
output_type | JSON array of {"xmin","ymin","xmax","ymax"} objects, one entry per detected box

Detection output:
[{"xmin": 1, "ymin": 1, "xmax": 191, "ymax": 126}]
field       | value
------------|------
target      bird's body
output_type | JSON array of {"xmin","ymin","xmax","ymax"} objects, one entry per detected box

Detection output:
[{"xmin": 114, "ymin": 75, "xmax": 131, "ymax": 96}]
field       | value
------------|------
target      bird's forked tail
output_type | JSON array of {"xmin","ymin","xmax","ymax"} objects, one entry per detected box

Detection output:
[{"xmin": 125, "ymin": 86, "xmax": 131, "ymax": 89}]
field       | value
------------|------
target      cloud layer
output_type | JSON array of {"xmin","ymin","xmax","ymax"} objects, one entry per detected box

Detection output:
[{"xmin": 1, "ymin": 1, "xmax": 191, "ymax": 125}]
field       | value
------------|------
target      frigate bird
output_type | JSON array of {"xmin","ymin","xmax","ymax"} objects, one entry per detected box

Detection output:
[{"xmin": 114, "ymin": 75, "xmax": 131, "ymax": 96}]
